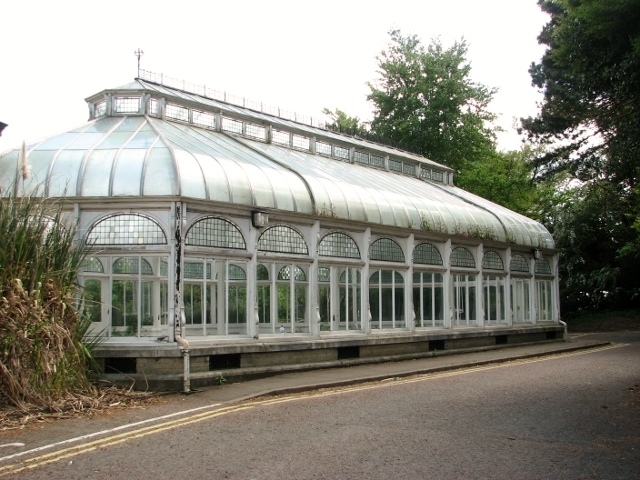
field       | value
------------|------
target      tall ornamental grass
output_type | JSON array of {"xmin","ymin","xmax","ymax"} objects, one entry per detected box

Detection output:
[{"xmin": 0, "ymin": 194, "xmax": 95, "ymax": 411}]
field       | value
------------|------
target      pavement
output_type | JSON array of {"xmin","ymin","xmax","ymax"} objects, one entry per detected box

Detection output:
[
  {"xmin": 185, "ymin": 333, "xmax": 611, "ymax": 404},
  {"xmin": 0, "ymin": 333, "xmax": 615, "ymax": 455}
]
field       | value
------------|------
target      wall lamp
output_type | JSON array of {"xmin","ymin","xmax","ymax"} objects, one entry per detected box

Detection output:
[{"xmin": 252, "ymin": 211, "xmax": 268, "ymax": 228}]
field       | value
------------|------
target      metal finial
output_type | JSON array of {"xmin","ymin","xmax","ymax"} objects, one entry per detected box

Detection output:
[{"xmin": 134, "ymin": 48, "xmax": 144, "ymax": 77}]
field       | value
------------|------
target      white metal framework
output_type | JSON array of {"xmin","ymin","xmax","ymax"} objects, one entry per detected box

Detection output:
[{"xmin": 0, "ymin": 77, "xmax": 561, "ymax": 344}]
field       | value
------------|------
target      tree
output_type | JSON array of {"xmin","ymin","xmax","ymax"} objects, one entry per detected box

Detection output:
[
  {"xmin": 521, "ymin": 0, "xmax": 640, "ymax": 186},
  {"xmin": 322, "ymin": 108, "xmax": 367, "ymax": 136},
  {"xmin": 548, "ymin": 181, "xmax": 640, "ymax": 313},
  {"xmin": 522, "ymin": 0, "xmax": 640, "ymax": 313},
  {"xmin": 367, "ymin": 30, "xmax": 499, "ymax": 173},
  {"xmin": 456, "ymin": 146, "xmax": 552, "ymax": 217}
]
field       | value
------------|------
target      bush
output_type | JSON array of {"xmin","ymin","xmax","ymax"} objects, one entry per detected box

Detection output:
[{"xmin": 0, "ymin": 194, "xmax": 95, "ymax": 411}]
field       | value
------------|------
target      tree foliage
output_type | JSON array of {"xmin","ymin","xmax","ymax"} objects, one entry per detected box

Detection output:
[
  {"xmin": 547, "ymin": 181, "xmax": 640, "ymax": 313},
  {"xmin": 456, "ymin": 146, "xmax": 555, "ymax": 218},
  {"xmin": 521, "ymin": 0, "xmax": 640, "ymax": 186},
  {"xmin": 321, "ymin": 108, "xmax": 367, "ymax": 136},
  {"xmin": 367, "ymin": 30, "xmax": 499, "ymax": 173},
  {"xmin": 522, "ymin": 0, "xmax": 640, "ymax": 313}
]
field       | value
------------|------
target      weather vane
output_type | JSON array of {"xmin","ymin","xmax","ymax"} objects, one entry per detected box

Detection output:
[{"xmin": 134, "ymin": 48, "xmax": 144, "ymax": 77}]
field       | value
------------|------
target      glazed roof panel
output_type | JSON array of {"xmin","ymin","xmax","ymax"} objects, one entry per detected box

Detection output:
[{"xmin": 1, "ymin": 85, "xmax": 554, "ymax": 248}]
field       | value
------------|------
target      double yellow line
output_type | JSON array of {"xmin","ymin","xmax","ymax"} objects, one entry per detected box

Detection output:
[{"xmin": 0, "ymin": 343, "xmax": 624, "ymax": 476}]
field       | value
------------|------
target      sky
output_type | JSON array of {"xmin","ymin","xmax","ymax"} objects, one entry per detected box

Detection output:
[{"xmin": 0, "ymin": 0, "xmax": 549, "ymax": 154}]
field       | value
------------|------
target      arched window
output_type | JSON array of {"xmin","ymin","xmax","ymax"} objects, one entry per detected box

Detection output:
[
  {"xmin": 277, "ymin": 265, "xmax": 307, "ymax": 281},
  {"xmin": 318, "ymin": 267, "xmax": 331, "ymax": 283},
  {"xmin": 413, "ymin": 243, "xmax": 443, "ymax": 265},
  {"xmin": 273, "ymin": 263, "xmax": 309, "ymax": 334},
  {"xmin": 451, "ymin": 247, "xmax": 476, "ymax": 268},
  {"xmin": 317, "ymin": 266, "xmax": 362, "ymax": 333},
  {"xmin": 510, "ymin": 254, "xmax": 529, "ymax": 273},
  {"xmin": 110, "ymin": 256, "xmax": 160, "ymax": 338},
  {"xmin": 535, "ymin": 258, "xmax": 552, "ymax": 275},
  {"xmin": 82, "ymin": 257, "xmax": 104, "ymax": 273},
  {"xmin": 257, "ymin": 264, "xmax": 270, "ymax": 281},
  {"xmin": 482, "ymin": 251, "xmax": 504, "ymax": 270},
  {"xmin": 318, "ymin": 232, "xmax": 360, "ymax": 259},
  {"xmin": 257, "ymin": 263, "xmax": 271, "ymax": 331},
  {"xmin": 229, "ymin": 264, "xmax": 247, "ymax": 280},
  {"xmin": 370, "ymin": 238, "xmax": 405, "ymax": 263},
  {"xmin": 113, "ymin": 257, "xmax": 153, "ymax": 275},
  {"xmin": 87, "ymin": 214, "xmax": 166, "ymax": 245},
  {"xmin": 258, "ymin": 225, "xmax": 308, "ymax": 255},
  {"xmin": 186, "ymin": 217, "xmax": 246, "ymax": 249}
]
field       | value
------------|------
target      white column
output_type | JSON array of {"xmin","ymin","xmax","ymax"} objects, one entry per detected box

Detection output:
[
  {"xmin": 270, "ymin": 262, "xmax": 277, "ymax": 334},
  {"xmin": 217, "ymin": 260, "xmax": 226, "ymax": 335},
  {"xmin": 289, "ymin": 262, "xmax": 295, "ymax": 333},
  {"xmin": 443, "ymin": 239, "xmax": 452, "ymax": 329},
  {"xmin": 530, "ymin": 254, "xmax": 537, "ymax": 325},
  {"xmin": 406, "ymin": 233, "xmax": 415, "ymax": 332},
  {"xmin": 505, "ymin": 247, "xmax": 513, "ymax": 326},
  {"xmin": 330, "ymin": 266, "xmax": 340, "ymax": 330},
  {"xmin": 476, "ymin": 243, "xmax": 484, "ymax": 328},
  {"xmin": 247, "ymin": 224, "xmax": 258, "ymax": 339},
  {"xmin": 362, "ymin": 228, "xmax": 372, "ymax": 334},
  {"xmin": 552, "ymin": 253, "xmax": 560, "ymax": 322},
  {"xmin": 309, "ymin": 220, "xmax": 320, "ymax": 335}
]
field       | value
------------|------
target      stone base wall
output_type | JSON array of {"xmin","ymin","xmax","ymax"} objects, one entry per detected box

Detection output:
[{"xmin": 94, "ymin": 325, "xmax": 564, "ymax": 391}]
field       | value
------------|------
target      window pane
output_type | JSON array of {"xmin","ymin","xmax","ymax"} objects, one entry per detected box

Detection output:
[
  {"xmin": 318, "ymin": 232, "xmax": 360, "ymax": 259},
  {"xmin": 451, "ymin": 247, "xmax": 475, "ymax": 268},
  {"xmin": 88, "ymin": 214, "xmax": 166, "ymax": 245},
  {"xmin": 319, "ymin": 284, "xmax": 330, "ymax": 331},
  {"xmin": 258, "ymin": 285, "xmax": 271, "ymax": 325},
  {"xmin": 185, "ymin": 284, "xmax": 203, "ymax": 324},
  {"xmin": 278, "ymin": 285, "xmax": 291, "ymax": 325},
  {"xmin": 111, "ymin": 280, "xmax": 138, "ymax": 336},
  {"xmin": 370, "ymin": 238, "xmax": 404, "ymax": 263},
  {"xmin": 84, "ymin": 280, "xmax": 102, "ymax": 322},
  {"xmin": 186, "ymin": 217, "xmax": 246, "ymax": 249},
  {"xmin": 295, "ymin": 285, "xmax": 307, "ymax": 331},
  {"xmin": 258, "ymin": 225, "xmax": 308, "ymax": 255},
  {"xmin": 228, "ymin": 285, "xmax": 247, "ymax": 326},
  {"xmin": 369, "ymin": 286, "xmax": 380, "ymax": 328}
]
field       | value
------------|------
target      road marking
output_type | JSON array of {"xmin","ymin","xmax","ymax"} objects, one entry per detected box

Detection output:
[
  {"xmin": 0, "ymin": 342, "xmax": 626, "ymax": 476},
  {"xmin": 1, "ymin": 405, "xmax": 255, "ymax": 477},
  {"xmin": 0, "ymin": 402, "xmax": 221, "ymax": 464}
]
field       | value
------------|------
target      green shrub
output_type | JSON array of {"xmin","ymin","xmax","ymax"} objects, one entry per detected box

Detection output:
[{"xmin": 0, "ymin": 194, "xmax": 95, "ymax": 411}]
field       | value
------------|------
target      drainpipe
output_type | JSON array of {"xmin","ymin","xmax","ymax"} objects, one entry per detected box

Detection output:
[
  {"xmin": 173, "ymin": 202, "xmax": 190, "ymax": 393},
  {"xmin": 558, "ymin": 319, "xmax": 568, "ymax": 341}
]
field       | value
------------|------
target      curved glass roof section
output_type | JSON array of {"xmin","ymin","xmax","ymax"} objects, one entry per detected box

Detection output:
[{"xmin": 0, "ymin": 79, "xmax": 554, "ymax": 248}]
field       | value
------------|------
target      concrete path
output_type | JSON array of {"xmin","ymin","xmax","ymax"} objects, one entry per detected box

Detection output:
[
  {"xmin": 0, "ymin": 334, "xmax": 611, "ymax": 454},
  {"xmin": 1, "ymin": 332, "xmax": 636, "ymax": 480}
]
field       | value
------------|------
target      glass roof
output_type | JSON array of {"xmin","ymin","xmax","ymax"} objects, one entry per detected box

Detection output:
[{"xmin": 0, "ymin": 80, "xmax": 554, "ymax": 248}]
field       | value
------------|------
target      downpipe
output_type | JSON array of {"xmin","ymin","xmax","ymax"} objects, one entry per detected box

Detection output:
[
  {"xmin": 176, "ymin": 309, "xmax": 191, "ymax": 393},
  {"xmin": 559, "ymin": 319, "xmax": 568, "ymax": 341}
]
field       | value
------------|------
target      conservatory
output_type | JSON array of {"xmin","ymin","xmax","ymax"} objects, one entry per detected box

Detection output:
[{"xmin": 0, "ymin": 73, "xmax": 561, "ymax": 388}]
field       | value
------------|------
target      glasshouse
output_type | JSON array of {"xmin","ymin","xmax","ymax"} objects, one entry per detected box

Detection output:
[{"xmin": 0, "ymin": 72, "xmax": 562, "ymax": 389}]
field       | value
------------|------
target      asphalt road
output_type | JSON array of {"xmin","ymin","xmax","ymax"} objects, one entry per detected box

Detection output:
[{"xmin": 2, "ymin": 332, "xmax": 639, "ymax": 479}]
